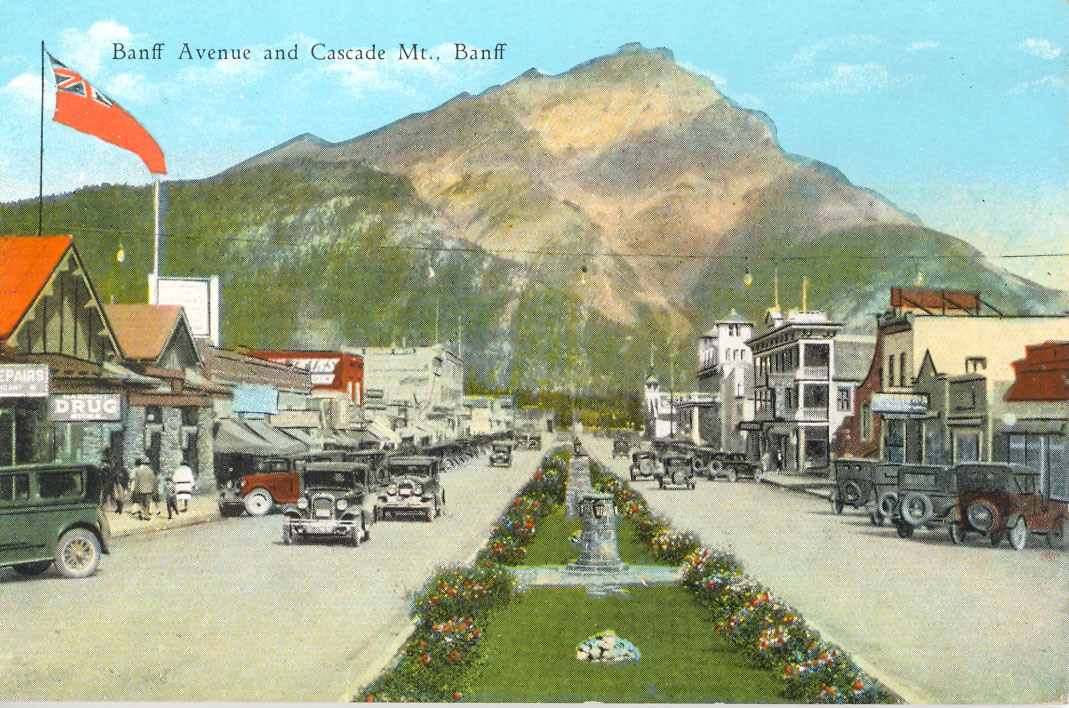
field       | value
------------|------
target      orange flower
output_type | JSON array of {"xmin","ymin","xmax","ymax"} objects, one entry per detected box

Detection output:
[
  {"xmin": 422, "ymin": 653, "xmax": 431, "ymax": 664},
  {"xmin": 853, "ymin": 681, "xmax": 864, "ymax": 692},
  {"xmin": 418, "ymin": 640, "xmax": 426, "ymax": 648},
  {"xmin": 453, "ymin": 691, "xmax": 463, "ymax": 701}
]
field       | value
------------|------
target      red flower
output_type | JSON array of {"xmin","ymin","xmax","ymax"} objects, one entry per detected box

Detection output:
[
  {"xmin": 453, "ymin": 691, "xmax": 463, "ymax": 701},
  {"xmin": 534, "ymin": 470, "xmax": 543, "ymax": 480},
  {"xmin": 513, "ymin": 498, "xmax": 523, "ymax": 507},
  {"xmin": 853, "ymin": 681, "xmax": 864, "ymax": 693},
  {"xmin": 364, "ymin": 695, "xmax": 374, "ymax": 702},
  {"xmin": 422, "ymin": 653, "xmax": 431, "ymax": 664},
  {"xmin": 418, "ymin": 640, "xmax": 426, "ymax": 648},
  {"xmin": 523, "ymin": 520, "xmax": 534, "ymax": 530}
]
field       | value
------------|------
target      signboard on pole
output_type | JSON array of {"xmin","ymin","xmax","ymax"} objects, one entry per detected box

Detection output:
[
  {"xmin": 49, "ymin": 394, "xmax": 123, "ymax": 422},
  {"xmin": 0, "ymin": 365, "xmax": 49, "ymax": 397},
  {"xmin": 149, "ymin": 274, "xmax": 221, "ymax": 346}
]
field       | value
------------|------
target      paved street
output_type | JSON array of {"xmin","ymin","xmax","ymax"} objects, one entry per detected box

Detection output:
[
  {"xmin": 0, "ymin": 446, "xmax": 544, "ymax": 702},
  {"xmin": 584, "ymin": 436, "xmax": 1069, "ymax": 704}
]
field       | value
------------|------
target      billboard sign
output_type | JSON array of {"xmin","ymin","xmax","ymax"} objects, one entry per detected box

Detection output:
[
  {"xmin": 0, "ymin": 365, "xmax": 49, "ymax": 397},
  {"xmin": 49, "ymin": 394, "xmax": 123, "ymax": 422},
  {"xmin": 150, "ymin": 275, "xmax": 221, "ymax": 345}
]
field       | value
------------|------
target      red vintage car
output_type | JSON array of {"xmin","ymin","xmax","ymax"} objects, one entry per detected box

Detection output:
[
  {"xmin": 217, "ymin": 451, "xmax": 347, "ymax": 517},
  {"xmin": 951, "ymin": 463, "xmax": 1067, "ymax": 550}
]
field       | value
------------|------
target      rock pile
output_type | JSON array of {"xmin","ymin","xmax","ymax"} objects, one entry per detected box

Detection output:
[{"xmin": 574, "ymin": 630, "xmax": 640, "ymax": 665}]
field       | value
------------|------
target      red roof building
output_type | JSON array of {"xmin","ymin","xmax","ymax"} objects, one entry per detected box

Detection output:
[{"xmin": 1005, "ymin": 341, "xmax": 1069, "ymax": 402}]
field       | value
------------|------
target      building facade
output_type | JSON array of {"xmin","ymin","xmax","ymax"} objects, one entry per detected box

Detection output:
[{"xmin": 695, "ymin": 313, "xmax": 754, "ymax": 452}]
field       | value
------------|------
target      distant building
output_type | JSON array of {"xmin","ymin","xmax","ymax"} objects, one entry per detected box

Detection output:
[
  {"xmin": 695, "ymin": 312, "xmax": 754, "ymax": 452},
  {"xmin": 350, "ymin": 344, "xmax": 464, "ymax": 443},
  {"xmin": 643, "ymin": 375, "xmax": 710, "ymax": 441}
]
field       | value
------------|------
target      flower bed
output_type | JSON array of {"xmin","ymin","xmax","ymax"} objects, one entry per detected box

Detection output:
[
  {"xmin": 591, "ymin": 458, "xmax": 897, "ymax": 704},
  {"xmin": 358, "ymin": 448, "xmax": 571, "ymax": 702}
]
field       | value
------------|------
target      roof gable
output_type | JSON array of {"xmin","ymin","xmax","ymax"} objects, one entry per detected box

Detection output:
[
  {"xmin": 103, "ymin": 303, "xmax": 201, "ymax": 368},
  {"xmin": 0, "ymin": 236, "xmax": 72, "ymax": 339}
]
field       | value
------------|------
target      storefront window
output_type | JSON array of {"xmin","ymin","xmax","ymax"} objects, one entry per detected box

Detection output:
[
  {"xmin": 925, "ymin": 423, "xmax": 944, "ymax": 465},
  {"xmin": 955, "ymin": 431, "xmax": 980, "ymax": 463},
  {"xmin": 885, "ymin": 419, "xmax": 904, "ymax": 463}
]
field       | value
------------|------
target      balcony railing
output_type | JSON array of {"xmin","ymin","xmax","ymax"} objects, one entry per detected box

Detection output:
[
  {"xmin": 796, "ymin": 366, "xmax": 829, "ymax": 380},
  {"xmin": 794, "ymin": 407, "xmax": 828, "ymax": 421}
]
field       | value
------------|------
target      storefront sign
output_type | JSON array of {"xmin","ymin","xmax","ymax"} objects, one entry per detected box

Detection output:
[
  {"xmin": 0, "ymin": 364, "xmax": 49, "ymax": 397},
  {"xmin": 232, "ymin": 385, "xmax": 279, "ymax": 415},
  {"xmin": 49, "ymin": 394, "xmax": 123, "ymax": 422},
  {"xmin": 871, "ymin": 392, "xmax": 929, "ymax": 416}
]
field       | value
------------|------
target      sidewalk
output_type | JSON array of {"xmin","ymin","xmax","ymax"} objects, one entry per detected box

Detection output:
[
  {"xmin": 105, "ymin": 494, "xmax": 222, "ymax": 539},
  {"xmin": 753, "ymin": 470, "xmax": 835, "ymax": 501}
]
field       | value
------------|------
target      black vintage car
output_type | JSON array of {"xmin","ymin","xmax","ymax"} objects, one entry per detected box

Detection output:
[
  {"xmin": 489, "ymin": 442, "xmax": 513, "ymax": 468},
  {"xmin": 892, "ymin": 465, "xmax": 958, "ymax": 538},
  {"xmin": 376, "ymin": 456, "xmax": 446, "ymax": 522},
  {"xmin": 629, "ymin": 450, "xmax": 658, "ymax": 481},
  {"xmin": 281, "ymin": 462, "xmax": 374, "ymax": 546},
  {"xmin": 655, "ymin": 453, "xmax": 696, "ymax": 489},
  {"xmin": 612, "ymin": 438, "xmax": 631, "ymax": 459},
  {"xmin": 832, "ymin": 458, "xmax": 900, "ymax": 525}
]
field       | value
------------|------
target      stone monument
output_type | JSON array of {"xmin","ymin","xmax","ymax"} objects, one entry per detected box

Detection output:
[{"xmin": 567, "ymin": 491, "xmax": 624, "ymax": 573}]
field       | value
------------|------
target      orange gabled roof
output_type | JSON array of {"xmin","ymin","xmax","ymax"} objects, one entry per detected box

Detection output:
[
  {"xmin": 0, "ymin": 236, "xmax": 73, "ymax": 339},
  {"xmin": 102, "ymin": 303, "xmax": 185, "ymax": 362}
]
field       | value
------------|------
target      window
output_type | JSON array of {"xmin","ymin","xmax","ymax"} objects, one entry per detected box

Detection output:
[
  {"xmin": 899, "ymin": 352, "xmax": 907, "ymax": 387},
  {"xmin": 885, "ymin": 419, "xmax": 905, "ymax": 463},
  {"xmin": 837, "ymin": 387, "xmax": 851, "ymax": 412},
  {"xmin": 0, "ymin": 473, "xmax": 30, "ymax": 503},
  {"xmin": 145, "ymin": 406, "xmax": 162, "ymax": 424},
  {"xmin": 955, "ymin": 431, "xmax": 981, "ymax": 463},
  {"xmin": 887, "ymin": 355, "xmax": 895, "ymax": 388},
  {"xmin": 966, "ymin": 357, "xmax": 987, "ymax": 373},
  {"xmin": 861, "ymin": 404, "xmax": 872, "ymax": 440},
  {"xmin": 181, "ymin": 406, "xmax": 199, "ymax": 426},
  {"xmin": 38, "ymin": 471, "xmax": 83, "ymax": 499}
]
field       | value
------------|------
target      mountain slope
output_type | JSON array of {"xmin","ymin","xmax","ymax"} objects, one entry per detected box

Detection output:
[{"xmin": 1, "ymin": 44, "xmax": 1064, "ymax": 392}]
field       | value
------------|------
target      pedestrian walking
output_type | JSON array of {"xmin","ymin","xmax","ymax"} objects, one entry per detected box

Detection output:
[
  {"xmin": 171, "ymin": 459, "xmax": 196, "ymax": 513},
  {"xmin": 153, "ymin": 468, "xmax": 167, "ymax": 516},
  {"xmin": 775, "ymin": 450, "xmax": 783, "ymax": 472},
  {"xmin": 132, "ymin": 458, "xmax": 156, "ymax": 521},
  {"xmin": 115, "ymin": 463, "xmax": 131, "ymax": 514},
  {"xmin": 164, "ymin": 475, "xmax": 180, "ymax": 519},
  {"xmin": 99, "ymin": 448, "xmax": 117, "ymax": 510},
  {"xmin": 761, "ymin": 450, "xmax": 772, "ymax": 474}
]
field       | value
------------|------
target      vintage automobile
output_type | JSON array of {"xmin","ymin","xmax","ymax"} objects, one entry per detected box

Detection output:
[
  {"xmin": 526, "ymin": 433, "xmax": 542, "ymax": 450},
  {"xmin": 0, "ymin": 463, "xmax": 111, "ymax": 579},
  {"xmin": 629, "ymin": 450, "xmax": 659, "ymax": 481},
  {"xmin": 346, "ymin": 449, "xmax": 391, "ymax": 486},
  {"xmin": 892, "ymin": 464, "xmax": 958, "ymax": 538},
  {"xmin": 831, "ymin": 459, "xmax": 901, "ymax": 525},
  {"xmin": 706, "ymin": 453, "xmax": 762, "ymax": 483},
  {"xmin": 612, "ymin": 438, "xmax": 631, "ymax": 459},
  {"xmin": 655, "ymin": 453, "xmax": 696, "ymax": 489},
  {"xmin": 375, "ymin": 456, "xmax": 446, "ymax": 522},
  {"xmin": 489, "ymin": 442, "xmax": 513, "ymax": 468},
  {"xmin": 281, "ymin": 462, "xmax": 374, "ymax": 546},
  {"xmin": 217, "ymin": 451, "xmax": 346, "ymax": 517},
  {"xmin": 951, "ymin": 462, "xmax": 1067, "ymax": 550}
]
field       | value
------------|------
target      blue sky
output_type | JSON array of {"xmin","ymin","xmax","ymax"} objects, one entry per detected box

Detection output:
[{"xmin": 1, "ymin": 0, "xmax": 1066, "ymax": 287}]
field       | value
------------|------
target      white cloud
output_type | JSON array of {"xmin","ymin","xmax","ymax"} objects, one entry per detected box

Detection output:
[
  {"xmin": 1020, "ymin": 38, "xmax": 1062, "ymax": 61},
  {"xmin": 55, "ymin": 20, "xmax": 141, "ymax": 76},
  {"xmin": 2, "ymin": 72, "xmax": 39, "ymax": 106},
  {"xmin": 906, "ymin": 41, "xmax": 940, "ymax": 52},
  {"xmin": 787, "ymin": 34, "xmax": 883, "ymax": 68},
  {"xmin": 1010, "ymin": 74, "xmax": 1069, "ymax": 94},
  {"xmin": 802, "ymin": 63, "xmax": 895, "ymax": 94}
]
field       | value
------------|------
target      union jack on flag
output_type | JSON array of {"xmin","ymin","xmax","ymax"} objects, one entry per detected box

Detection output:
[{"xmin": 47, "ymin": 51, "xmax": 166, "ymax": 174}]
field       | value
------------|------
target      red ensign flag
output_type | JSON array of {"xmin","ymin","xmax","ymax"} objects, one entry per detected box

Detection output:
[{"xmin": 48, "ymin": 52, "xmax": 167, "ymax": 174}]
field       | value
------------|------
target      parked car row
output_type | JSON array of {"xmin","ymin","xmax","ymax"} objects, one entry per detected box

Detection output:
[{"xmin": 832, "ymin": 458, "xmax": 1068, "ymax": 550}]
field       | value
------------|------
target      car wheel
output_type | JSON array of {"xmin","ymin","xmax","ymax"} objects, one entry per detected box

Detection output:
[
  {"xmin": 1008, "ymin": 516, "xmax": 1028, "ymax": 551},
  {"xmin": 54, "ymin": 528, "xmax": 102, "ymax": 579},
  {"xmin": 966, "ymin": 501, "xmax": 999, "ymax": 535},
  {"xmin": 949, "ymin": 523, "xmax": 967, "ymax": 546},
  {"xmin": 282, "ymin": 522, "xmax": 293, "ymax": 545},
  {"xmin": 878, "ymin": 492, "xmax": 899, "ymax": 519},
  {"xmin": 363, "ymin": 515, "xmax": 371, "ymax": 542},
  {"xmin": 351, "ymin": 522, "xmax": 362, "ymax": 547},
  {"xmin": 900, "ymin": 492, "xmax": 933, "ymax": 527},
  {"xmin": 1047, "ymin": 521, "xmax": 1065, "ymax": 550},
  {"xmin": 869, "ymin": 510, "xmax": 884, "ymax": 527},
  {"xmin": 244, "ymin": 489, "xmax": 274, "ymax": 517},
  {"xmin": 434, "ymin": 499, "xmax": 441, "ymax": 518},
  {"xmin": 831, "ymin": 492, "xmax": 844, "ymax": 515},
  {"xmin": 842, "ymin": 481, "xmax": 863, "ymax": 506},
  {"xmin": 658, "ymin": 478, "xmax": 665, "ymax": 489},
  {"xmin": 726, "ymin": 469, "xmax": 737, "ymax": 483},
  {"xmin": 895, "ymin": 521, "xmax": 914, "ymax": 539},
  {"xmin": 12, "ymin": 560, "xmax": 52, "ymax": 577}
]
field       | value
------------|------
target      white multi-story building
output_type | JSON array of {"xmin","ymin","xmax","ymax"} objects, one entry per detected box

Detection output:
[{"xmin": 695, "ymin": 312, "xmax": 755, "ymax": 452}]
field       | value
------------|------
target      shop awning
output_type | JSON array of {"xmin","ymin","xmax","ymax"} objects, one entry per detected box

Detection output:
[
  {"xmin": 366, "ymin": 419, "xmax": 401, "ymax": 444},
  {"xmin": 214, "ymin": 419, "xmax": 276, "ymax": 456},
  {"xmin": 245, "ymin": 419, "xmax": 307, "ymax": 454}
]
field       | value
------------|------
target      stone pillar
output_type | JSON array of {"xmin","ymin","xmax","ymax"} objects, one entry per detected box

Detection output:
[
  {"xmin": 568, "ymin": 491, "xmax": 624, "ymax": 573},
  {"xmin": 161, "ymin": 407, "xmax": 182, "ymax": 475},
  {"xmin": 196, "ymin": 406, "xmax": 215, "ymax": 490},
  {"xmin": 565, "ymin": 454, "xmax": 593, "ymax": 519},
  {"xmin": 122, "ymin": 405, "xmax": 146, "ymax": 472}
]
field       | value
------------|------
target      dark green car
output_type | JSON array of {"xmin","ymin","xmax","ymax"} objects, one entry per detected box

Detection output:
[{"xmin": 0, "ymin": 463, "xmax": 111, "ymax": 579}]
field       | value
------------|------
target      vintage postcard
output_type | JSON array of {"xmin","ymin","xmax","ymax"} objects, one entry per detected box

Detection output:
[{"xmin": 0, "ymin": 0, "xmax": 1066, "ymax": 703}]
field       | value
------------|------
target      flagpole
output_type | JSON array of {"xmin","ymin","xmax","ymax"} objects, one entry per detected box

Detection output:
[
  {"xmin": 153, "ymin": 180, "xmax": 159, "ymax": 277},
  {"xmin": 38, "ymin": 41, "xmax": 45, "ymax": 237}
]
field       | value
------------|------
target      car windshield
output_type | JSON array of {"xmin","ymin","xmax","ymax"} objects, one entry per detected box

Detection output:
[
  {"xmin": 390, "ymin": 463, "xmax": 434, "ymax": 478},
  {"xmin": 494, "ymin": 445, "xmax": 510, "ymax": 453},
  {"xmin": 305, "ymin": 469, "xmax": 357, "ymax": 488}
]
